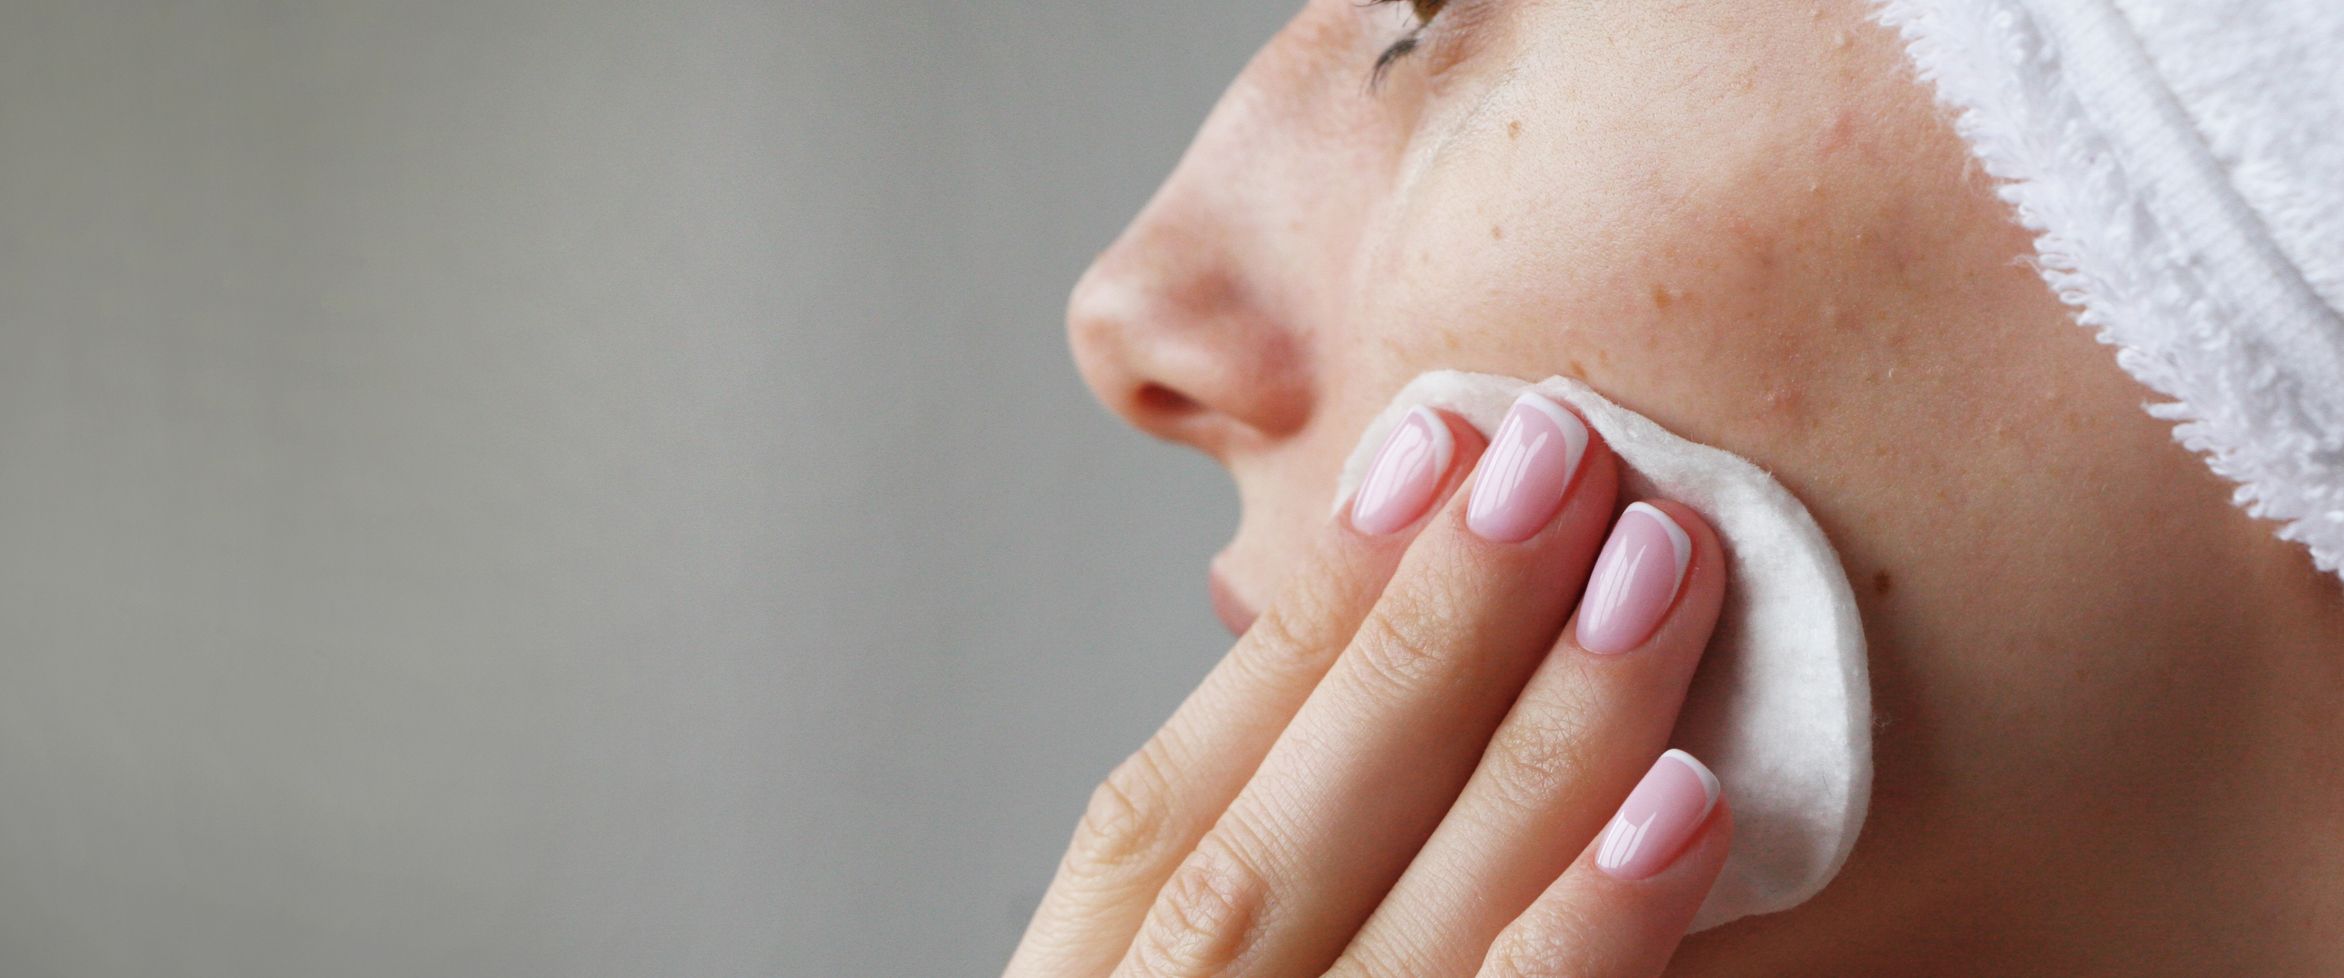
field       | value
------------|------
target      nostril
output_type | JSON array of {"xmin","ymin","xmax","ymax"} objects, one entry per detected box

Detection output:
[{"xmin": 1134, "ymin": 382, "xmax": 1201, "ymax": 418}]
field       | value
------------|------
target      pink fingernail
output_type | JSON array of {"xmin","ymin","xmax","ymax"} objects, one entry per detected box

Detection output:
[
  {"xmin": 1465, "ymin": 393, "xmax": 1590, "ymax": 543},
  {"xmin": 1595, "ymin": 749, "xmax": 1721, "ymax": 881},
  {"xmin": 1574, "ymin": 503, "xmax": 1691, "ymax": 654},
  {"xmin": 1349, "ymin": 406, "xmax": 1456, "ymax": 536}
]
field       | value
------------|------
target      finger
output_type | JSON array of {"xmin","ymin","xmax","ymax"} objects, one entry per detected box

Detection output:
[
  {"xmin": 1113, "ymin": 393, "xmax": 1620, "ymax": 978},
  {"xmin": 1332, "ymin": 500, "xmax": 1727, "ymax": 978},
  {"xmin": 1006, "ymin": 408, "xmax": 1483, "ymax": 978},
  {"xmin": 1475, "ymin": 752, "xmax": 1732, "ymax": 978}
]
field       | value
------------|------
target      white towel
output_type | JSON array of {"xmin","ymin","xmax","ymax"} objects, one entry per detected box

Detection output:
[{"xmin": 1875, "ymin": 0, "xmax": 2344, "ymax": 579}]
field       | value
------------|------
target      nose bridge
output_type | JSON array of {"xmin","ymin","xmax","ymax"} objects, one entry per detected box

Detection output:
[
  {"xmin": 1065, "ymin": 65, "xmax": 1328, "ymax": 454},
  {"xmin": 1075, "ymin": 182, "xmax": 1251, "ymax": 343}
]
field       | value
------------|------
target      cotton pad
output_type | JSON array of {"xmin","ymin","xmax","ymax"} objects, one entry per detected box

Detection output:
[{"xmin": 1334, "ymin": 371, "xmax": 1872, "ymax": 931}]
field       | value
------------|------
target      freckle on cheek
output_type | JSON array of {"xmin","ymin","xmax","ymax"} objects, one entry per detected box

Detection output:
[{"xmin": 1507, "ymin": 119, "xmax": 1522, "ymax": 140}]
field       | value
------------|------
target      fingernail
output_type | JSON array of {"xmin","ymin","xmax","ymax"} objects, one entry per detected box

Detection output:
[
  {"xmin": 1465, "ymin": 393, "xmax": 1590, "ymax": 543},
  {"xmin": 1574, "ymin": 502, "xmax": 1691, "ymax": 654},
  {"xmin": 1595, "ymin": 749, "xmax": 1722, "ymax": 880},
  {"xmin": 1349, "ymin": 406, "xmax": 1456, "ymax": 536}
]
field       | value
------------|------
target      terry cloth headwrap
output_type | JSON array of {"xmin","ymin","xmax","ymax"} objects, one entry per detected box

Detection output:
[{"xmin": 1874, "ymin": 0, "xmax": 2344, "ymax": 579}]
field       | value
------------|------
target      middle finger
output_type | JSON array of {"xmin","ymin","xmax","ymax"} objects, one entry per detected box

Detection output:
[{"xmin": 1333, "ymin": 499, "xmax": 1729, "ymax": 978}]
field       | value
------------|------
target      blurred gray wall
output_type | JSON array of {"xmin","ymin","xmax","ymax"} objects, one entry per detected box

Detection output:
[{"xmin": 0, "ymin": 3, "xmax": 1290, "ymax": 975}]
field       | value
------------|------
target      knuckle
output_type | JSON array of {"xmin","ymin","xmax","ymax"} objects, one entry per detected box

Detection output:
[
  {"xmin": 1235, "ymin": 600, "xmax": 1335, "ymax": 684},
  {"xmin": 1129, "ymin": 842, "xmax": 1269, "ymax": 978},
  {"xmin": 1323, "ymin": 941, "xmax": 1416, "ymax": 978},
  {"xmin": 1481, "ymin": 905, "xmax": 1598, "ymax": 978},
  {"xmin": 1065, "ymin": 746, "xmax": 1179, "ymax": 888},
  {"xmin": 1479, "ymin": 700, "xmax": 1604, "ymax": 816},
  {"xmin": 1349, "ymin": 600, "xmax": 1465, "ymax": 693}
]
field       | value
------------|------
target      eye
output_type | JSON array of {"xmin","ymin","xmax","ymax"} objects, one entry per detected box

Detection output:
[{"xmin": 1369, "ymin": 0, "xmax": 1448, "ymax": 88}]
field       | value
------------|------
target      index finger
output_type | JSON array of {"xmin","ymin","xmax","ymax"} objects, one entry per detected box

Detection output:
[{"xmin": 1005, "ymin": 409, "xmax": 1484, "ymax": 978}]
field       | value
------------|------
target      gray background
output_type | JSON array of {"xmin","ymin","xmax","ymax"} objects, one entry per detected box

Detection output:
[{"xmin": 0, "ymin": 3, "xmax": 1290, "ymax": 975}]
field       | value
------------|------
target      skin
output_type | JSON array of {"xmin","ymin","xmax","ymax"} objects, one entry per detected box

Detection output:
[{"xmin": 1060, "ymin": 0, "xmax": 2344, "ymax": 974}]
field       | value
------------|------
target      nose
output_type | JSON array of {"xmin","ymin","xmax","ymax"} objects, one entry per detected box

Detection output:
[{"xmin": 1067, "ymin": 194, "xmax": 1315, "ymax": 459}]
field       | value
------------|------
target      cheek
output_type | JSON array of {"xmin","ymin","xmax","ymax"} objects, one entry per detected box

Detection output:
[
  {"xmin": 1363, "ymin": 127, "xmax": 1882, "ymax": 452},
  {"xmin": 1350, "ymin": 0, "xmax": 1998, "ymax": 475},
  {"xmin": 1348, "ymin": 60, "xmax": 2081, "ymax": 593}
]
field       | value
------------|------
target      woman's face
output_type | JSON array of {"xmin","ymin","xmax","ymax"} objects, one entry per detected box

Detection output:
[{"xmin": 1069, "ymin": 0, "xmax": 2315, "ymax": 964}]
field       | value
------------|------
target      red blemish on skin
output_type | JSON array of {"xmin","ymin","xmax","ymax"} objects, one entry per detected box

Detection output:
[
  {"xmin": 1726, "ymin": 216, "xmax": 1780, "ymax": 273},
  {"xmin": 1818, "ymin": 109, "xmax": 1857, "ymax": 157},
  {"xmin": 1819, "ymin": 300, "xmax": 1850, "ymax": 331},
  {"xmin": 1761, "ymin": 384, "xmax": 1803, "ymax": 418}
]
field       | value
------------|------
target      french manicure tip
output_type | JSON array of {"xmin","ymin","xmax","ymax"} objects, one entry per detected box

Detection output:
[
  {"xmin": 1624, "ymin": 502, "xmax": 1692, "ymax": 580},
  {"xmin": 1662, "ymin": 748, "xmax": 1722, "ymax": 809}
]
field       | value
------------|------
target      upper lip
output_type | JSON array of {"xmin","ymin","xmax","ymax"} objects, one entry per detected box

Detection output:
[{"xmin": 1207, "ymin": 563, "xmax": 1259, "ymax": 639}]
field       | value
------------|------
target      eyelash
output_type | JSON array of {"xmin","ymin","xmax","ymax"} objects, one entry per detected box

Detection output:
[{"xmin": 1369, "ymin": 0, "xmax": 1448, "ymax": 88}]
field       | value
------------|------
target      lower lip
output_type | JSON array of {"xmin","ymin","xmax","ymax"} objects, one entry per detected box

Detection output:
[{"xmin": 1207, "ymin": 569, "xmax": 1258, "ymax": 639}]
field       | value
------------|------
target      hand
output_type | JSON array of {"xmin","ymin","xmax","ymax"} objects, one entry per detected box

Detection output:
[{"xmin": 1007, "ymin": 396, "xmax": 1732, "ymax": 978}]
